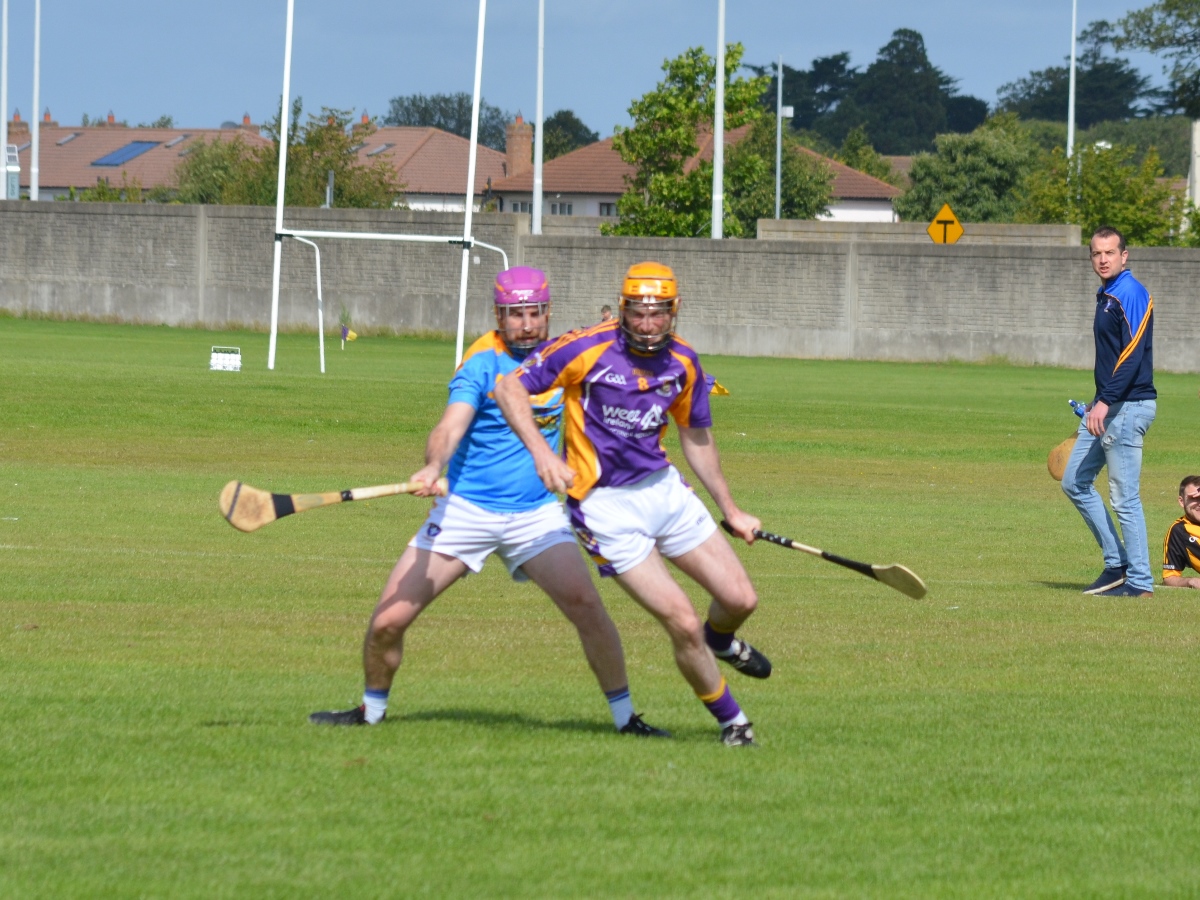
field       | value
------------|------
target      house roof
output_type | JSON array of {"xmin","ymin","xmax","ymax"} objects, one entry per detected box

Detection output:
[
  {"xmin": 491, "ymin": 126, "xmax": 900, "ymax": 202},
  {"xmin": 13, "ymin": 122, "xmax": 508, "ymax": 199},
  {"xmin": 14, "ymin": 125, "xmax": 269, "ymax": 191},
  {"xmin": 351, "ymin": 126, "xmax": 508, "ymax": 196}
]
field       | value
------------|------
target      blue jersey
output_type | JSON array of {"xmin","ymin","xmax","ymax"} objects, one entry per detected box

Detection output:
[
  {"xmin": 446, "ymin": 331, "xmax": 564, "ymax": 513},
  {"xmin": 1093, "ymin": 268, "xmax": 1155, "ymax": 405}
]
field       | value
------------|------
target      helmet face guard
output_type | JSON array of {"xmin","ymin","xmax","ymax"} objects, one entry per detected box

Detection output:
[
  {"xmin": 494, "ymin": 266, "xmax": 551, "ymax": 354},
  {"xmin": 619, "ymin": 262, "xmax": 679, "ymax": 354}
]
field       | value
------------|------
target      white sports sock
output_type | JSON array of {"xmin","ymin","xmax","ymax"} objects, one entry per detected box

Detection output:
[
  {"xmin": 718, "ymin": 710, "xmax": 750, "ymax": 729},
  {"xmin": 363, "ymin": 688, "xmax": 389, "ymax": 724},
  {"xmin": 605, "ymin": 687, "xmax": 634, "ymax": 730}
]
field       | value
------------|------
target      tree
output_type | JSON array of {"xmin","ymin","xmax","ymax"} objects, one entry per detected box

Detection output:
[
  {"xmin": 542, "ymin": 109, "xmax": 599, "ymax": 160},
  {"xmin": 833, "ymin": 126, "xmax": 899, "ymax": 184},
  {"xmin": 171, "ymin": 100, "xmax": 402, "ymax": 208},
  {"xmin": 1116, "ymin": 0, "xmax": 1200, "ymax": 116},
  {"xmin": 752, "ymin": 30, "xmax": 987, "ymax": 153},
  {"xmin": 383, "ymin": 92, "xmax": 513, "ymax": 151},
  {"xmin": 894, "ymin": 114, "xmax": 1039, "ymax": 222},
  {"xmin": 1018, "ymin": 142, "xmax": 1183, "ymax": 246},
  {"xmin": 138, "ymin": 115, "xmax": 175, "ymax": 129},
  {"xmin": 998, "ymin": 21, "xmax": 1163, "ymax": 127},
  {"xmin": 725, "ymin": 114, "xmax": 832, "ymax": 234},
  {"xmin": 605, "ymin": 44, "xmax": 769, "ymax": 237}
]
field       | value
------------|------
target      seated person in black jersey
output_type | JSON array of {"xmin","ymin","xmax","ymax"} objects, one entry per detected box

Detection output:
[{"xmin": 1162, "ymin": 475, "xmax": 1200, "ymax": 589}]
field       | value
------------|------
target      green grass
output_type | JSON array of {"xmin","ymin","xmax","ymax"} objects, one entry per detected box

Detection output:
[{"xmin": 2, "ymin": 318, "xmax": 1199, "ymax": 897}]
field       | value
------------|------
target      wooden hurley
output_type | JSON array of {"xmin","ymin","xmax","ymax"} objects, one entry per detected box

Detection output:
[{"xmin": 219, "ymin": 478, "xmax": 448, "ymax": 533}]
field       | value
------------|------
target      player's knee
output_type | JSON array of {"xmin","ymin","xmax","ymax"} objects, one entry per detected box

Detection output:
[{"xmin": 661, "ymin": 603, "xmax": 704, "ymax": 648}]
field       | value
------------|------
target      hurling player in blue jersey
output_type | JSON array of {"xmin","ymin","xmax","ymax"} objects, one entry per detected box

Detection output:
[
  {"xmin": 310, "ymin": 267, "xmax": 666, "ymax": 736},
  {"xmin": 1062, "ymin": 226, "xmax": 1157, "ymax": 597}
]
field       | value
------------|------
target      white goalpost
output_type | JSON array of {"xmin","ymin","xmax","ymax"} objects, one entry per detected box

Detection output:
[{"xmin": 266, "ymin": 0, "xmax": 509, "ymax": 372}]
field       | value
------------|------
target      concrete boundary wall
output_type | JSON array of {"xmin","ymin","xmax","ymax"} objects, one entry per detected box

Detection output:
[{"xmin": 3, "ymin": 202, "xmax": 1200, "ymax": 372}]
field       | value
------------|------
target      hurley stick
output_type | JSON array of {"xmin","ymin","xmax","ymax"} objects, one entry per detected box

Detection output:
[
  {"xmin": 720, "ymin": 520, "xmax": 927, "ymax": 599},
  {"xmin": 219, "ymin": 478, "xmax": 448, "ymax": 533}
]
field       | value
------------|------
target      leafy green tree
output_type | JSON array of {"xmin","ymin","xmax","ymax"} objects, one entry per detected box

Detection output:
[
  {"xmin": 383, "ymin": 92, "xmax": 512, "ymax": 151},
  {"xmin": 541, "ymin": 109, "xmax": 599, "ymax": 160},
  {"xmin": 998, "ymin": 21, "xmax": 1163, "ymax": 127},
  {"xmin": 138, "ymin": 115, "xmax": 175, "ymax": 129},
  {"xmin": 1018, "ymin": 142, "xmax": 1183, "ymax": 245},
  {"xmin": 63, "ymin": 172, "xmax": 144, "ymax": 203},
  {"xmin": 1017, "ymin": 115, "xmax": 1191, "ymax": 175},
  {"xmin": 752, "ymin": 30, "xmax": 987, "ymax": 153},
  {"xmin": 833, "ymin": 126, "xmax": 899, "ymax": 184},
  {"xmin": 894, "ymin": 114, "xmax": 1039, "ymax": 222},
  {"xmin": 725, "ymin": 114, "xmax": 832, "ymax": 234},
  {"xmin": 170, "ymin": 100, "xmax": 401, "ymax": 208},
  {"xmin": 1116, "ymin": 0, "xmax": 1200, "ymax": 115},
  {"xmin": 604, "ymin": 44, "xmax": 768, "ymax": 237}
]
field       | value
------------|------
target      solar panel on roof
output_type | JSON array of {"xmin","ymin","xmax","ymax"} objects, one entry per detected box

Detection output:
[{"xmin": 92, "ymin": 141, "xmax": 160, "ymax": 166}]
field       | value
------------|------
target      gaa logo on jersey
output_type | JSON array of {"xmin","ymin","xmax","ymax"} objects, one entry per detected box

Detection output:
[
  {"xmin": 604, "ymin": 372, "xmax": 627, "ymax": 385},
  {"xmin": 426, "ymin": 523, "xmax": 442, "ymax": 538}
]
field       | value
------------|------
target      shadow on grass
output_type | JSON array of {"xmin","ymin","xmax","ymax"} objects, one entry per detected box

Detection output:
[
  {"xmin": 1038, "ymin": 581, "xmax": 1086, "ymax": 591},
  {"xmin": 397, "ymin": 707, "xmax": 614, "ymax": 735}
]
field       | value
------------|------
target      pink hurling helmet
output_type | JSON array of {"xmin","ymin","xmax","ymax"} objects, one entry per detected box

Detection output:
[{"xmin": 493, "ymin": 266, "xmax": 551, "ymax": 353}]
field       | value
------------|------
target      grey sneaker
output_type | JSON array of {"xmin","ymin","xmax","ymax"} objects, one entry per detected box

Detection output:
[
  {"xmin": 619, "ymin": 713, "xmax": 671, "ymax": 738},
  {"xmin": 720, "ymin": 722, "xmax": 757, "ymax": 747},
  {"xmin": 716, "ymin": 638, "xmax": 773, "ymax": 679}
]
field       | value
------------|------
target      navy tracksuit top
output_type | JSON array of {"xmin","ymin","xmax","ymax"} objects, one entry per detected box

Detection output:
[{"xmin": 1093, "ymin": 268, "xmax": 1156, "ymax": 406}]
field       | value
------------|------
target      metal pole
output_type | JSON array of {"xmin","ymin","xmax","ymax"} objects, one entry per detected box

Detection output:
[
  {"xmin": 775, "ymin": 54, "xmax": 782, "ymax": 220},
  {"xmin": 290, "ymin": 236, "xmax": 325, "ymax": 374},
  {"xmin": 532, "ymin": 0, "xmax": 544, "ymax": 235},
  {"xmin": 454, "ymin": 0, "xmax": 487, "ymax": 369},
  {"xmin": 1066, "ymin": 0, "xmax": 1077, "ymax": 158},
  {"xmin": 710, "ymin": 0, "xmax": 725, "ymax": 239},
  {"xmin": 1, "ymin": 0, "xmax": 9, "ymax": 174},
  {"xmin": 268, "ymin": 0, "xmax": 296, "ymax": 370},
  {"xmin": 30, "ymin": 0, "xmax": 39, "ymax": 201}
]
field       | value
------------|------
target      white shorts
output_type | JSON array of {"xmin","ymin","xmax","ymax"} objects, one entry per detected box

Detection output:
[
  {"xmin": 409, "ymin": 493, "xmax": 575, "ymax": 582},
  {"xmin": 568, "ymin": 466, "xmax": 717, "ymax": 577}
]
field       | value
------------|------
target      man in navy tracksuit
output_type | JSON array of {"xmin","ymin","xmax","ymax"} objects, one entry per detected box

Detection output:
[{"xmin": 1062, "ymin": 226, "xmax": 1157, "ymax": 597}]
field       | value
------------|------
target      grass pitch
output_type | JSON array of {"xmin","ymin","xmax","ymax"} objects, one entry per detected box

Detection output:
[{"xmin": 2, "ymin": 318, "xmax": 1199, "ymax": 897}]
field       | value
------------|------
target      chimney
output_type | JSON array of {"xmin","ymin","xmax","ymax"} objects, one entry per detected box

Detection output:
[
  {"xmin": 505, "ymin": 114, "xmax": 533, "ymax": 179},
  {"xmin": 10, "ymin": 109, "xmax": 28, "ymax": 135},
  {"xmin": 107, "ymin": 111, "xmax": 115, "ymax": 125},
  {"xmin": 42, "ymin": 108, "xmax": 58, "ymax": 127},
  {"xmin": 243, "ymin": 113, "xmax": 251, "ymax": 126},
  {"xmin": 362, "ymin": 112, "xmax": 369, "ymax": 125},
  {"xmin": 239, "ymin": 113, "xmax": 260, "ymax": 136}
]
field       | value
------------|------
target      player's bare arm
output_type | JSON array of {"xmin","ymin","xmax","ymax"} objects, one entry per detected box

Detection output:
[
  {"xmin": 495, "ymin": 372, "xmax": 577, "ymax": 493},
  {"xmin": 410, "ymin": 401, "xmax": 476, "ymax": 496},
  {"xmin": 677, "ymin": 425, "xmax": 759, "ymax": 543}
]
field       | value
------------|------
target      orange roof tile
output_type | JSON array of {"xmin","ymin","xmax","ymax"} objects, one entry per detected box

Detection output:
[
  {"xmin": 491, "ymin": 125, "xmax": 899, "ymax": 202},
  {"xmin": 15, "ymin": 125, "xmax": 269, "ymax": 192},
  {"xmin": 353, "ymin": 126, "xmax": 508, "ymax": 196}
]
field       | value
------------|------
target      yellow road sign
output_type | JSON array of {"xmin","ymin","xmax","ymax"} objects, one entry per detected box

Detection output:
[{"xmin": 927, "ymin": 203, "xmax": 963, "ymax": 244}]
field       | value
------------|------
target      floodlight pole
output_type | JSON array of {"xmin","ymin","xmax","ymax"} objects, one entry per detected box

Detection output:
[
  {"xmin": 711, "ymin": 0, "xmax": 725, "ymax": 239},
  {"xmin": 532, "ymin": 0, "xmax": 544, "ymax": 235},
  {"xmin": 1066, "ymin": 0, "xmax": 1077, "ymax": 158},
  {"xmin": 267, "ymin": 0, "xmax": 296, "ymax": 370},
  {"xmin": 775, "ymin": 55, "xmax": 783, "ymax": 220},
  {"xmin": 29, "ymin": 0, "xmax": 38, "ymax": 201},
  {"xmin": 454, "ymin": 0, "xmax": 487, "ymax": 369},
  {"xmin": 1, "ymin": 0, "xmax": 9, "ymax": 168}
]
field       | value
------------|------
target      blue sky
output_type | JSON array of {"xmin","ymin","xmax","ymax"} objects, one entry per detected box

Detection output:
[{"xmin": 0, "ymin": 1, "xmax": 1167, "ymax": 136}]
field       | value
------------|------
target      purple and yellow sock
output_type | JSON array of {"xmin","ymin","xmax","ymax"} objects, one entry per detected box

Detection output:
[
  {"xmin": 697, "ymin": 677, "xmax": 749, "ymax": 729},
  {"xmin": 704, "ymin": 620, "xmax": 735, "ymax": 654}
]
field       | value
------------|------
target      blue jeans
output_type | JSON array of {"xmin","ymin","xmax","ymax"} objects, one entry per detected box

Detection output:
[{"xmin": 1061, "ymin": 399, "xmax": 1156, "ymax": 591}]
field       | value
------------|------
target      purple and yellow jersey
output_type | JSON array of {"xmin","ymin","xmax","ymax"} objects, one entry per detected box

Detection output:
[
  {"xmin": 446, "ymin": 331, "xmax": 564, "ymax": 513},
  {"xmin": 515, "ymin": 321, "xmax": 712, "ymax": 501}
]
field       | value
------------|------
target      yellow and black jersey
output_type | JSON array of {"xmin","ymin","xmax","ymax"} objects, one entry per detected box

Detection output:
[{"xmin": 1162, "ymin": 516, "xmax": 1200, "ymax": 578}]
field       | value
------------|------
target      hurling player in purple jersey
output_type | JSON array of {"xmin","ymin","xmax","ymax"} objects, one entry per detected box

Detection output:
[
  {"xmin": 309, "ymin": 267, "xmax": 667, "ymax": 738},
  {"xmin": 497, "ymin": 262, "xmax": 768, "ymax": 747}
]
